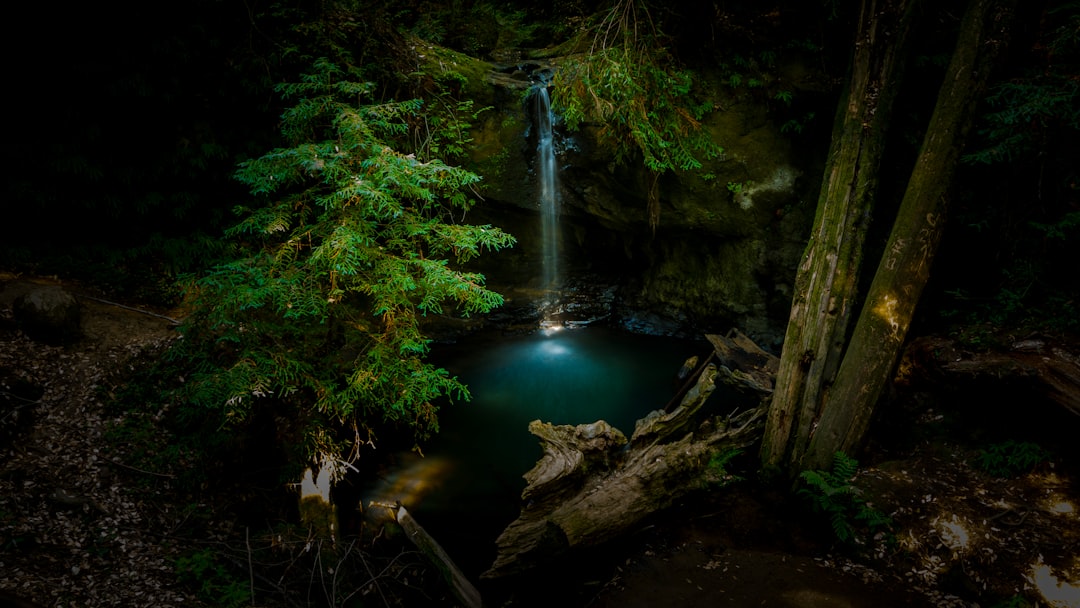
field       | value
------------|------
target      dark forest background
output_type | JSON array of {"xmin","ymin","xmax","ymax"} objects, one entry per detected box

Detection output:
[{"xmin": 3, "ymin": 1, "xmax": 1077, "ymax": 343}]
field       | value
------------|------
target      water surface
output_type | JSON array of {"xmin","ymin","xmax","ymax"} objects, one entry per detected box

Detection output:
[{"xmin": 369, "ymin": 326, "xmax": 708, "ymax": 573}]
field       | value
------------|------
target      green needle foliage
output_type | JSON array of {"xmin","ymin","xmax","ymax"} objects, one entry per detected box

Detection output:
[
  {"xmin": 553, "ymin": 0, "xmax": 722, "ymax": 231},
  {"xmin": 169, "ymin": 59, "xmax": 515, "ymax": 468}
]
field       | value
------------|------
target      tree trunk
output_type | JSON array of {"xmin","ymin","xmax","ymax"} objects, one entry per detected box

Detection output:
[
  {"xmin": 760, "ymin": 0, "xmax": 917, "ymax": 475},
  {"xmin": 803, "ymin": 0, "xmax": 1018, "ymax": 470}
]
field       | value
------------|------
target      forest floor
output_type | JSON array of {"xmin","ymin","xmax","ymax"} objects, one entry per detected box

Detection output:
[
  {"xmin": 1, "ymin": 272, "xmax": 1079, "ymax": 608},
  {"xmin": 0, "ymin": 274, "xmax": 198, "ymax": 607},
  {"xmin": 574, "ymin": 438, "xmax": 1080, "ymax": 608}
]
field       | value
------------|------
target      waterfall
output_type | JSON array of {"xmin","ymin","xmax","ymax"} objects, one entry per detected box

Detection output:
[{"xmin": 534, "ymin": 82, "xmax": 560, "ymax": 300}]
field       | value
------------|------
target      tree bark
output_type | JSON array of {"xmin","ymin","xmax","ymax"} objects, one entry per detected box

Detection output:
[
  {"xmin": 803, "ymin": 0, "xmax": 1018, "ymax": 470},
  {"xmin": 760, "ymin": 0, "xmax": 917, "ymax": 475}
]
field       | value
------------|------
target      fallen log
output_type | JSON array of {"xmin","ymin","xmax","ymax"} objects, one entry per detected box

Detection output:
[
  {"xmin": 905, "ymin": 336, "xmax": 1080, "ymax": 418},
  {"xmin": 482, "ymin": 329, "xmax": 777, "ymax": 579},
  {"xmin": 706, "ymin": 330, "xmax": 781, "ymax": 395},
  {"xmin": 395, "ymin": 504, "xmax": 483, "ymax": 608}
]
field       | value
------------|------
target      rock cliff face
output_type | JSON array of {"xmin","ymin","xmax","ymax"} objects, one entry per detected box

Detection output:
[{"xmin": 428, "ymin": 42, "xmax": 824, "ymax": 348}]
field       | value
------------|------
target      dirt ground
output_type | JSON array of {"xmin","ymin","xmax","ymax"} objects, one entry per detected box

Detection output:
[
  {"xmin": 1, "ymin": 272, "xmax": 1079, "ymax": 608},
  {"xmin": 0, "ymin": 274, "xmax": 194, "ymax": 606},
  {"xmin": 583, "ymin": 452, "xmax": 1080, "ymax": 608}
]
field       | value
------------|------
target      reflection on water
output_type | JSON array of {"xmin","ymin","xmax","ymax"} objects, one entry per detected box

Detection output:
[
  {"xmin": 445, "ymin": 326, "xmax": 693, "ymax": 432},
  {"xmin": 359, "ymin": 453, "xmax": 456, "ymax": 523}
]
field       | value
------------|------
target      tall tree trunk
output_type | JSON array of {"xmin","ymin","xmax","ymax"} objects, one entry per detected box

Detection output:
[
  {"xmin": 802, "ymin": 0, "xmax": 1019, "ymax": 470},
  {"xmin": 760, "ymin": 0, "xmax": 917, "ymax": 474}
]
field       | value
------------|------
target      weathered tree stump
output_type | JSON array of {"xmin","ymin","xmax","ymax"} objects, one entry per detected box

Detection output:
[{"xmin": 482, "ymin": 329, "xmax": 777, "ymax": 579}]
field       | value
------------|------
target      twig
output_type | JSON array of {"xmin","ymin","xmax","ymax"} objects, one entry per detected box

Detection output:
[
  {"xmin": 247, "ymin": 526, "xmax": 255, "ymax": 607},
  {"xmin": 219, "ymin": 551, "xmax": 304, "ymax": 608},
  {"xmin": 331, "ymin": 539, "xmax": 350, "ymax": 604},
  {"xmin": 75, "ymin": 293, "xmax": 183, "ymax": 325},
  {"xmin": 358, "ymin": 545, "xmax": 392, "ymax": 608},
  {"xmin": 995, "ymin": 508, "xmax": 1032, "ymax": 527},
  {"xmin": 0, "ymin": 395, "xmax": 39, "ymax": 424},
  {"xmin": 102, "ymin": 455, "xmax": 176, "ymax": 478},
  {"xmin": 312, "ymin": 539, "xmax": 328, "ymax": 606},
  {"xmin": 0, "ymin": 390, "xmax": 42, "ymax": 405},
  {"xmin": 342, "ymin": 548, "xmax": 416, "ymax": 605}
]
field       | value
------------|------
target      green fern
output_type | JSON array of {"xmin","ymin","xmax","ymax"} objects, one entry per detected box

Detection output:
[
  {"xmin": 797, "ymin": 452, "xmax": 892, "ymax": 546},
  {"xmin": 975, "ymin": 440, "xmax": 1051, "ymax": 477},
  {"xmin": 991, "ymin": 595, "xmax": 1033, "ymax": 608},
  {"xmin": 175, "ymin": 549, "xmax": 250, "ymax": 608},
  {"xmin": 1029, "ymin": 211, "xmax": 1080, "ymax": 240},
  {"xmin": 702, "ymin": 448, "xmax": 744, "ymax": 488}
]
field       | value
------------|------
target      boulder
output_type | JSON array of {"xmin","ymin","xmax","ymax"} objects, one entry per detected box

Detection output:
[{"xmin": 13, "ymin": 286, "xmax": 82, "ymax": 344}]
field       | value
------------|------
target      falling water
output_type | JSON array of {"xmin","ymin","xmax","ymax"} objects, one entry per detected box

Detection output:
[{"xmin": 534, "ymin": 83, "xmax": 560, "ymax": 299}]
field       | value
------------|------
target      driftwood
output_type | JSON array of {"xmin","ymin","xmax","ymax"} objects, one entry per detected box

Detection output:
[{"xmin": 482, "ymin": 329, "xmax": 777, "ymax": 579}]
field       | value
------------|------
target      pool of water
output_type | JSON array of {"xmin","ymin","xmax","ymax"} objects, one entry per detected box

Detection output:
[
  {"xmin": 438, "ymin": 327, "xmax": 704, "ymax": 493},
  {"xmin": 358, "ymin": 325, "xmax": 711, "ymax": 575}
]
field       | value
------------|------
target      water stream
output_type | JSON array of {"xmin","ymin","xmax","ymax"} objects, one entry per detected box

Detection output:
[{"xmin": 534, "ymin": 80, "xmax": 560, "ymax": 303}]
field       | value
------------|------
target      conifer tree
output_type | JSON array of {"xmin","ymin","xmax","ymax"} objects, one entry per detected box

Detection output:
[{"xmin": 170, "ymin": 59, "xmax": 515, "ymax": 468}]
